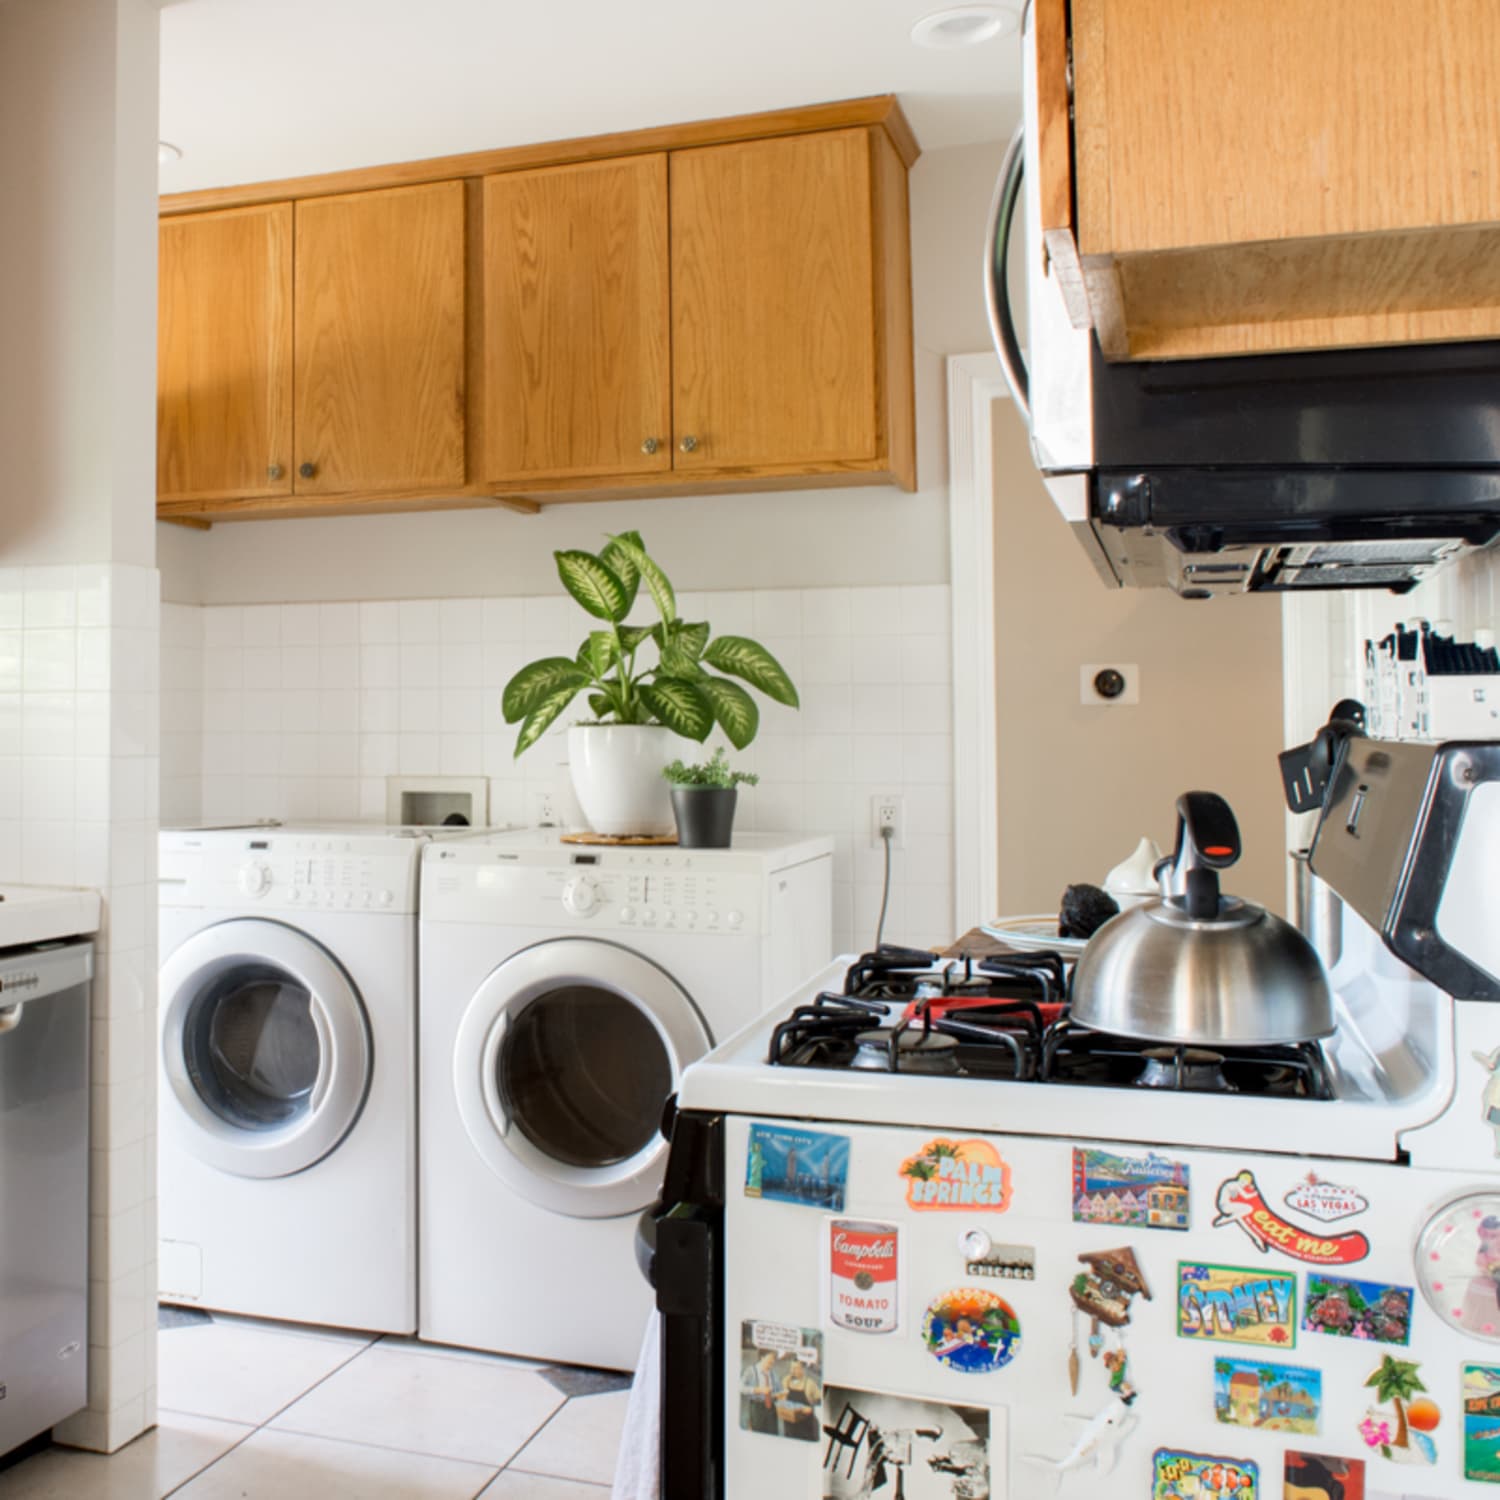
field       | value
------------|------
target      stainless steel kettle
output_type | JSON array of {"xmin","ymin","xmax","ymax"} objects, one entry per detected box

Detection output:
[{"xmin": 1070, "ymin": 792, "xmax": 1334, "ymax": 1046}]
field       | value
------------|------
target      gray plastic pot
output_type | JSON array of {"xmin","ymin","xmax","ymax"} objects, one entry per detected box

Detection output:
[{"xmin": 669, "ymin": 786, "xmax": 737, "ymax": 848}]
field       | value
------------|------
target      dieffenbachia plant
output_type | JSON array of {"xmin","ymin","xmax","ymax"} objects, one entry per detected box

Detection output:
[{"xmin": 502, "ymin": 532, "xmax": 800, "ymax": 756}]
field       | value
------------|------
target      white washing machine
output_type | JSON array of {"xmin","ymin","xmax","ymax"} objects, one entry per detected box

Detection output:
[
  {"xmin": 418, "ymin": 830, "xmax": 834, "ymax": 1370},
  {"xmin": 158, "ymin": 824, "xmax": 475, "ymax": 1333}
]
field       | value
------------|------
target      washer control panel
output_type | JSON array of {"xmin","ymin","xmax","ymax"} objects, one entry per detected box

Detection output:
[{"xmin": 163, "ymin": 830, "xmax": 422, "ymax": 914}]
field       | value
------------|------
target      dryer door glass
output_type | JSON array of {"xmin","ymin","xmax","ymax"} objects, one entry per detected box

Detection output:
[
  {"xmin": 499, "ymin": 984, "xmax": 673, "ymax": 1169},
  {"xmin": 183, "ymin": 963, "xmax": 320, "ymax": 1131}
]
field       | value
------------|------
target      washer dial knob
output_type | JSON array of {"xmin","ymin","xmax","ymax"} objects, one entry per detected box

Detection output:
[
  {"xmin": 238, "ymin": 861, "xmax": 271, "ymax": 897},
  {"xmin": 562, "ymin": 877, "xmax": 600, "ymax": 916}
]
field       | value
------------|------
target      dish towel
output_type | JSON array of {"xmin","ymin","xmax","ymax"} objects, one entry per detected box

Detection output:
[{"xmin": 611, "ymin": 1313, "xmax": 662, "ymax": 1500}]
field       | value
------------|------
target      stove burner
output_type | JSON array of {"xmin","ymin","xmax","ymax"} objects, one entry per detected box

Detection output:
[
  {"xmin": 1135, "ymin": 1047, "xmax": 1233, "ymax": 1093},
  {"xmin": 852, "ymin": 1028, "xmax": 962, "ymax": 1075}
]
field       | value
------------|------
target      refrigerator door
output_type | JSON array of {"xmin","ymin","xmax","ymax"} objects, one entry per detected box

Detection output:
[{"xmin": 720, "ymin": 1113, "xmax": 1486, "ymax": 1498}]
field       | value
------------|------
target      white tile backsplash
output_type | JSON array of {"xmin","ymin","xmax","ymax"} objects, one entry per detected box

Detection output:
[
  {"xmin": 0, "ymin": 565, "xmax": 165, "ymax": 1452},
  {"xmin": 161, "ymin": 584, "xmax": 956, "ymax": 951}
]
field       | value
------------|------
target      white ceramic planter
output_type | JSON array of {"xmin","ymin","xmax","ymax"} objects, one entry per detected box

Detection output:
[{"xmin": 567, "ymin": 724, "xmax": 682, "ymax": 836}]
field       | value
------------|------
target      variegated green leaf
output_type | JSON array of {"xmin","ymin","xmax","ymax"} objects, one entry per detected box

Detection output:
[
  {"xmin": 554, "ymin": 549, "xmax": 629, "ymax": 622},
  {"xmin": 503, "ymin": 657, "xmax": 589, "ymax": 724},
  {"xmin": 588, "ymin": 692, "xmax": 613, "ymax": 721},
  {"xmin": 600, "ymin": 530, "xmax": 645, "ymax": 615},
  {"xmin": 618, "ymin": 624, "xmax": 654, "ymax": 653},
  {"xmin": 675, "ymin": 621, "xmax": 710, "ymax": 659},
  {"xmin": 608, "ymin": 536, "xmax": 675, "ymax": 623},
  {"xmin": 513, "ymin": 686, "xmax": 579, "ymax": 756},
  {"xmin": 578, "ymin": 630, "xmax": 621, "ymax": 678},
  {"xmin": 701, "ymin": 635, "xmax": 799, "ymax": 708},
  {"xmin": 658, "ymin": 645, "xmax": 704, "ymax": 680},
  {"xmin": 639, "ymin": 678, "xmax": 712, "ymax": 741},
  {"xmin": 698, "ymin": 676, "xmax": 759, "ymax": 750}
]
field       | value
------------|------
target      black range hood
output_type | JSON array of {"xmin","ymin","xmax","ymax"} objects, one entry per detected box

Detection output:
[{"xmin": 1088, "ymin": 339, "xmax": 1500, "ymax": 596}]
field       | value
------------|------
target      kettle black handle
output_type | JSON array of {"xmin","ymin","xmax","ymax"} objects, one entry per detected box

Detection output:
[
  {"xmin": 1155, "ymin": 791, "xmax": 1241, "ymax": 900},
  {"xmin": 1175, "ymin": 791, "xmax": 1241, "ymax": 871}
]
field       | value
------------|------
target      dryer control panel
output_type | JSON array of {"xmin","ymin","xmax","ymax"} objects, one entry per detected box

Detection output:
[{"xmin": 423, "ymin": 836, "xmax": 829, "ymax": 937}]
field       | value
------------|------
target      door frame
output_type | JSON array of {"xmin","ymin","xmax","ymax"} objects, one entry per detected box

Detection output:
[{"xmin": 947, "ymin": 352, "xmax": 1007, "ymax": 934}]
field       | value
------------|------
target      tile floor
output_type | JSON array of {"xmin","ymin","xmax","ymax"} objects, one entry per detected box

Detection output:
[{"xmin": 0, "ymin": 1313, "xmax": 629, "ymax": 1498}]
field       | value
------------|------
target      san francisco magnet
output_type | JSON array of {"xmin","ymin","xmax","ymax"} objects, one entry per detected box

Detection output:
[
  {"xmin": 919, "ymin": 1287, "xmax": 1021, "ymax": 1374},
  {"xmin": 1073, "ymin": 1146, "xmax": 1190, "ymax": 1231}
]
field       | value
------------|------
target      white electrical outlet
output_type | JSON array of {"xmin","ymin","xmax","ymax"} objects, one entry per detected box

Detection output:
[
  {"xmin": 870, "ymin": 793, "xmax": 905, "ymax": 848},
  {"xmin": 528, "ymin": 789, "xmax": 558, "ymax": 827}
]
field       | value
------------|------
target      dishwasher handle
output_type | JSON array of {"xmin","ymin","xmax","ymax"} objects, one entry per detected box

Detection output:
[{"xmin": 0, "ymin": 1002, "xmax": 22, "ymax": 1035}]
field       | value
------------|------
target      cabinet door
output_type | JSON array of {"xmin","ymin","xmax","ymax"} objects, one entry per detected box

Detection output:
[
  {"xmin": 293, "ymin": 181, "xmax": 465, "ymax": 495},
  {"xmin": 158, "ymin": 204, "xmax": 293, "ymax": 501},
  {"xmin": 484, "ymin": 156, "xmax": 670, "ymax": 482},
  {"xmin": 670, "ymin": 129, "xmax": 877, "ymax": 473}
]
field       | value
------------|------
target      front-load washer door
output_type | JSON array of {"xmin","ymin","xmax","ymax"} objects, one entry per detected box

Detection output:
[
  {"xmin": 160, "ymin": 919, "xmax": 372, "ymax": 1180},
  {"xmin": 453, "ymin": 938, "xmax": 711, "ymax": 1219}
]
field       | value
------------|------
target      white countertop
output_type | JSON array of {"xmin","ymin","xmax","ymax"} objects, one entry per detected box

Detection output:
[{"xmin": 0, "ymin": 885, "xmax": 101, "ymax": 950}]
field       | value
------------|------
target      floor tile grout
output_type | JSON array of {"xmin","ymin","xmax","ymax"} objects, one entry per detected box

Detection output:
[{"xmin": 146, "ymin": 1322, "xmax": 623, "ymax": 1498}]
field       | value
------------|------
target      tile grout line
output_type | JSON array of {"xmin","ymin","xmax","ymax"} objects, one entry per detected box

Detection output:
[{"xmin": 158, "ymin": 1332, "xmax": 377, "ymax": 1499}]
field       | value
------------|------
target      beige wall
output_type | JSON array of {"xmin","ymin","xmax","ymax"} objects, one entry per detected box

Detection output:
[
  {"xmin": 157, "ymin": 140, "xmax": 1011, "ymax": 606},
  {"xmin": 991, "ymin": 400, "xmax": 1288, "ymax": 915}
]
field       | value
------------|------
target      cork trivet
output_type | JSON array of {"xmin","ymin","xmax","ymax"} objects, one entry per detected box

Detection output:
[{"xmin": 559, "ymin": 831, "xmax": 678, "ymax": 847}]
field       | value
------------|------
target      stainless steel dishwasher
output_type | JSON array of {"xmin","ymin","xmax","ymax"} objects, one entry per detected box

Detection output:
[{"xmin": 0, "ymin": 940, "xmax": 92, "ymax": 1455}]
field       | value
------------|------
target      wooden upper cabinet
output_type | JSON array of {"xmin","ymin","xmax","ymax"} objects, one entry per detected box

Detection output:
[
  {"xmin": 158, "ymin": 203, "xmax": 293, "ymax": 501},
  {"xmin": 1067, "ymin": 0, "xmax": 1500, "ymax": 359},
  {"xmin": 293, "ymin": 181, "xmax": 466, "ymax": 495},
  {"xmin": 670, "ymin": 129, "xmax": 879, "ymax": 474},
  {"xmin": 483, "ymin": 156, "xmax": 671, "ymax": 483},
  {"xmin": 155, "ymin": 98, "xmax": 916, "ymax": 521}
]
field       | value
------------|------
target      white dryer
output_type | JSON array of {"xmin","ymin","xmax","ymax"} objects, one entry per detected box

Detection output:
[
  {"xmin": 418, "ymin": 830, "xmax": 834, "ymax": 1370},
  {"xmin": 158, "ymin": 825, "xmax": 462, "ymax": 1334}
]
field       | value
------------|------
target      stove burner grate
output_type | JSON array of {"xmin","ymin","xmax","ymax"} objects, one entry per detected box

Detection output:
[
  {"xmin": 1042, "ymin": 1019, "xmax": 1332, "ymax": 1099},
  {"xmin": 1135, "ymin": 1047, "xmax": 1233, "ymax": 1092}
]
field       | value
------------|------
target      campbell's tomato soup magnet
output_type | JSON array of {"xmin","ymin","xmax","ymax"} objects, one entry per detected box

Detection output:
[{"xmin": 829, "ymin": 1219, "xmax": 900, "ymax": 1334}]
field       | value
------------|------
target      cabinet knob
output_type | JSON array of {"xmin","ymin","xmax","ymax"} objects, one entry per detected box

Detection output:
[
  {"xmin": 267, "ymin": 463, "xmax": 283, "ymax": 481},
  {"xmin": 298, "ymin": 462, "xmax": 317, "ymax": 480},
  {"xmin": 641, "ymin": 437, "xmax": 659, "ymax": 456},
  {"xmin": 679, "ymin": 434, "xmax": 699, "ymax": 454}
]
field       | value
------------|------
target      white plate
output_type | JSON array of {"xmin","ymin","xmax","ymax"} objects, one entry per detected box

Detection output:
[{"xmin": 980, "ymin": 914, "xmax": 1088, "ymax": 956}]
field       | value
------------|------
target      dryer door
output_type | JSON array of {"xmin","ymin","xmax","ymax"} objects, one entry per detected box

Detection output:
[
  {"xmin": 160, "ymin": 919, "xmax": 372, "ymax": 1180},
  {"xmin": 453, "ymin": 938, "xmax": 711, "ymax": 1219}
]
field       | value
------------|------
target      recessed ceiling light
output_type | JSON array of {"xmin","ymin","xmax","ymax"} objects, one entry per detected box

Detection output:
[
  {"xmin": 910, "ymin": 4, "xmax": 1018, "ymax": 48},
  {"xmin": 158, "ymin": 140, "xmax": 183, "ymax": 166}
]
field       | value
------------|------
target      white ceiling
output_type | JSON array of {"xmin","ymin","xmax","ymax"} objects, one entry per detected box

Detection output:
[{"xmin": 158, "ymin": 0, "xmax": 1022, "ymax": 192}]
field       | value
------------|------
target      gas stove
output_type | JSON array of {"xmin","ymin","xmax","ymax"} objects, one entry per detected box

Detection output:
[
  {"xmin": 657, "ymin": 734, "xmax": 1500, "ymax": 1500},
  {"xmin": 766, "ymin": 944, "xmax": 1333, "ymax": 1098}
]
